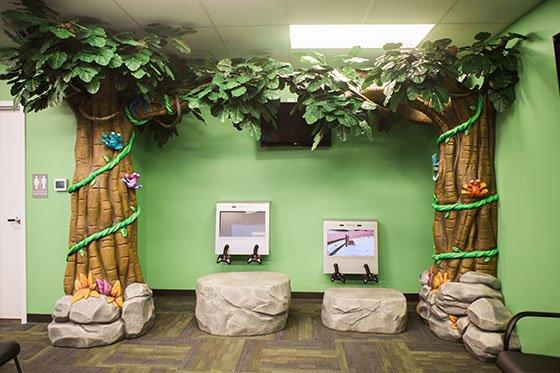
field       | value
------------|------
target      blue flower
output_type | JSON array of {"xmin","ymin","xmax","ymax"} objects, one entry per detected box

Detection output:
[{"xmin": 101, "ymin": 132, "xmax": 124, "ymax": 151}]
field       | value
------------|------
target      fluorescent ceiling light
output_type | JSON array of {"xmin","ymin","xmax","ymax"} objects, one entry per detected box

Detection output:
[{"xmin": 289, "ymin": 24, "xmax": 435, "ymax": 49}]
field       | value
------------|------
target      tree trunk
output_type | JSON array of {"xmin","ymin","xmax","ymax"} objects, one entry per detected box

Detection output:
[
  {"xmin": 362, "ymin": 86, "xmax": 499, "ymax": 282},
  {"xmin": 431, "ymin": 93, "xmax": 498, "ymax": 281},
  {"xmin": 63, "ymin": 80, "xmax": 144, "ymax": 295}
]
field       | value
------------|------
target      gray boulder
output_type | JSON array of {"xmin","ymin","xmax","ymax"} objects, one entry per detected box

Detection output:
[
  {"xmin": 124, "ymin": 282, "xmax": 153, "ymax": 300},
  {"xmin": 460, "ymin": 271, "xmax": 501, "ymax": 290},
  {"xmin": 427, "ymin": 316, "xmax": 462, "ymax": 341},
  {"xmin": 53, "ymin": 295, "xmax": 72, "ymax": 322},
  {"xmin": 69, "ymin": 295, "xmax": 120, "ymax": 324},
  {"xmin": 47, "ymin": 320, "xmax": 124, "ymax": 348},
  {"xmin": 463, "ymin": 324, "xmax": 520, "ymax": 356},
  {"xmin": 436, "ymin": 302, "xmax": 469, "ymax": 316},
  {"xmin": 196, "ymin": 272, "xmax": 291, "ymax": 336},
  {"xmin": 122, "ymin": 295, "xmax": 155, "ymax": 338},
  {"xmin": 434, "ymin": 293, "xmax": 470, "ymax": 316},
  {"xmin": 419, "ymin": 285, "xmax": 430, "ymax": 301},
  {"xmin": 468, "ymin": 298, "xmax": 513, "ymax": 332},
  {"xmin": 438, "ymin": 282, "xmax": 503, "ymax": 304},
  {"xmin": 457, "ymin": 316, "xmax": 470, "ymax": 334},
  {"xmin": 322, "ymin": 288, "xmax": 407, "ymax": 334},
  {"xmin": 426, "ymin": 291, "xmax": 437, "ymax": 305},
  {"xmin": 416, "ymin": 300, "xmax": 430, "ymax": 321},
  {"xmin": 430, "ymin": 304, "xmax": 451, "ymax": 320}
]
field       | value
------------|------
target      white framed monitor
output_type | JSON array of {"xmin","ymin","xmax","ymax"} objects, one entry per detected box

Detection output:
[
  {"xmin": 215, "ymin": 202, "xmax": 270, "ymax": 255},
  {"xmin": 323, "ymin": 220, "xmax": 378, "ymax": 274}
]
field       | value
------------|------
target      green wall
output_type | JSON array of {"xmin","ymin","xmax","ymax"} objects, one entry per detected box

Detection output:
[
  {"xmin": 137, "ymin": 116, "xmax": 435, "ymax": 292},
  {"xmin": 0, "ymin": 80, "xmax": 435, "ymax": 313},
  {"xmin": 496, "ymin": 0, "xmax": 560, "ymax": 357}
]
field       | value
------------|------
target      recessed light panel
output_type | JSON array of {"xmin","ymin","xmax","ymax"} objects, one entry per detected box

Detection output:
[{"xmin": 289, "ymin": 24, "xmax": 435, "ymax": 49}]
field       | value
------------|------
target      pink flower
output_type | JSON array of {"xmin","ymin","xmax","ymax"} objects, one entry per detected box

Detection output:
[{"xmin": 96, "ymin": 278, "xmax": 112, "ymax": 295}]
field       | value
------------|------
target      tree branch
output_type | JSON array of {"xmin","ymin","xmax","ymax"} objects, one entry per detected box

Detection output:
[{"xmin": 360, "ymin": 85, "xmax": 434, "ymax": 127}]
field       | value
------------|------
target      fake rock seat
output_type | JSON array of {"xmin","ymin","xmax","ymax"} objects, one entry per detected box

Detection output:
[
  {"xmin": 321, "ymin": 287, "xmax": 407, "ymax": 334},
  {"xmin": 195, "ymin": 272, "xmax": 291, "ymax": 336}
]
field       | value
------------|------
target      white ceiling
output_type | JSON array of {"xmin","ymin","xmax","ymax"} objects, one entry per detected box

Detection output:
[{"xmin": 0, "ymin": 0, "xmax": 543, "ymax": 62}]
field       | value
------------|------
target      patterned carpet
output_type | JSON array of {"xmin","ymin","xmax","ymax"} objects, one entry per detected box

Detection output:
[{"xmin": 0, "ymin": 295, "xmax": 497, "ymax": 372}]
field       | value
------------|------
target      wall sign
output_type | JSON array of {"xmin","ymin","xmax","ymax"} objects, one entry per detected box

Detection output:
[{"xmin": 32, "ymin": 173, "xmax": 48, "ymax": 198}]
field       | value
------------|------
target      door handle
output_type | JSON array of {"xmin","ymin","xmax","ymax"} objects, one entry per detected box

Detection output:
[{"xmin": 7, "ymin": 217, "xmax": 21, "ymax": 224}]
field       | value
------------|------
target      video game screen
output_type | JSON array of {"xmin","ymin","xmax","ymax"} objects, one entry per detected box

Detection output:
[
  {"xmin": 219, "ymin": 211, "xmax": 266, "ymax": 237},
  {"xmin": 326, "ymin": 228, "xmax": 375, "ymax": 256}
]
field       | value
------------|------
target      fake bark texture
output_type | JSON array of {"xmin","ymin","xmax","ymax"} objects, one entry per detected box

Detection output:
[
  {"xmin": 363, "ymin": 84, "xmax": 498, "ymax": 281},
  {"xmin": 431, "ymin": 94, "xmax": 498, "ymax": 280},
  {"xmin": 63, "ymin": 80, "xmax": 144, "ymax": 295}
]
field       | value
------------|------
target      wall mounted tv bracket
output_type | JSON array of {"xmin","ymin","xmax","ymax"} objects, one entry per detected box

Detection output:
[
  {"xmin": 330, "ymin": 263, "xmax": 346, "ymax": 283},
  {"xmin": 247, "ymin": 245, "xmax": 262, "ymax": 264},
  {"xmin": 216, "ymin": 245, "xmax": 232, "ymax": 265},
  {"xmin": 363, "ymin": 263, "xmax": 379, "ymax": 284}
]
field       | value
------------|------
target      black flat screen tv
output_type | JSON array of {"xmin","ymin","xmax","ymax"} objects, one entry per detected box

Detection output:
[{"xmin": 260, "ymin": 102, "xmax": 331, "ymax": 148}]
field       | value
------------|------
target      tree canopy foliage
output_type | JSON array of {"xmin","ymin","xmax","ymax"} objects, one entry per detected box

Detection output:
[{"xmin": 0, "ymin": 0, "xmax": 526, "ymax": 147}]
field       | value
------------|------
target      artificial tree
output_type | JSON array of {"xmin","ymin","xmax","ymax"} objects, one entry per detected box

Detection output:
[{"xmin": 1, "ymin": 0, "xmax": 526, "ymax": 302}]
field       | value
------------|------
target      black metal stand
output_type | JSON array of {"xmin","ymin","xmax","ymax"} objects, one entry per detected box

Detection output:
[
  {"xmin": 363, "ymin": 263, "xmax": 378, "ymax": 284},
  {"xmin": 247, "ymin": 245, "xmax": 262, "ymax": 264},
  {"xmin": 330, "ymin": 263, "xmax": 346, "ymax": 283},
  {"xmin": 216, "ymin": 245, "xmax": 231, "ymax": 265}
]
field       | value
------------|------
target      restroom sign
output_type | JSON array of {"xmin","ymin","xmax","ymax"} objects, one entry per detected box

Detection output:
[{"xmin": 32, "ymin": 173, "xmax": 48, "ymax": 198}]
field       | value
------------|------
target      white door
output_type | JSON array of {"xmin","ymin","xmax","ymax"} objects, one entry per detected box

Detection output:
[{"xmin": 0, "ymin": 101, "xmax": 26, "ymax": 322}]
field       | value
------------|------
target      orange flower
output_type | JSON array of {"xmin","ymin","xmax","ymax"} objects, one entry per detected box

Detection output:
[
  {"xmin": 461, "ymin": 179, "xmax": 489, "ymax": 197},
  {"xmin": 449, "ymin": 315, "xmax": 458, "ymax": 330},
  {"xmin": 71, "ymin": 272, "xmax": 100, "ymax": 304},
  {"xmin": 431, "ymin": 271, "xmax": 451, "ymax": 292},
  {"xmin": 106, "ymin": 280, "xmax": 124, "ymax": 308}
]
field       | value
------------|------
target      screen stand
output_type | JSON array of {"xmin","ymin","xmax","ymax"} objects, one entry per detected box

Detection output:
[
  {"xmin": 330, "ymin": 263, "xmax": 346, "ymax": 283},
  {"xmin": 216, "ymin": 244, "xmax": 231, "ymax": 265},
  {"xmin": 247, "ymin": 245, "xmax": 262, "ymax": 264},
  {"xmin": 362, "ymin": 263, "xmax": 378, "ymax": 284}
]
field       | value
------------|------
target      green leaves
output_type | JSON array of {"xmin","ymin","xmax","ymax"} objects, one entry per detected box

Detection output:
[
  {"xmin": 456, "ymin": 31, "xmax": 526, "ymax": 112},
  {"xmin": 474, "ymin": 32, "xmax": 491, "ymax": 41},
  {"xmin": 383, "ymin": 42, "xmax": 402, "ymax": 50},
  {"xmin": 125, "ymin": 56, "xmax": 142, "ymax": 71},
  {"xmin": 171, "ymin": 37, "xmax": 191, "ymax": 54},
  {"xmin": 231, "ymin": 86, "xmax": 247, "ymax": 97},
  {"xmin": 0, "ymin": 0, "xmax": 527, "ymax": 145},
  {"xmin": 49, "ymin": 51, "xmax": 67, "ymax": 69},
  {"xmin": 74, "ymin": 66, "xmax": 99, "ymax": 83},
  {"xmin": 0, "ymin": 0, "xmax": 197, "ymax": 114},
  {"xmin": 49, "ymin": 26, "xmax": 75, "ymax": 39}
]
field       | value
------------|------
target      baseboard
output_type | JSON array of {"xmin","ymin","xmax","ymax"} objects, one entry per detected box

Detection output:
[
  {"xmin": 27, "ymin": 314, "xmax": 52, "ymax": 323},
  {"xmin": 153, "ymin": 289, "xmax": 419, "ymax": 301},
  {"xmin": 153, "ymin": 289, "xmax": 195, "ymax": 296}
]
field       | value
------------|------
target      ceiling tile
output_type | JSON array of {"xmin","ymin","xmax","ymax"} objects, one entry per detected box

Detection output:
[
  {"xmin": 219, "ymin": 25, "xmax": 290, "ymax": 50},
  {"xmin": 286, "ymin": 0, "xmax": 371, "ymax": 24},
  {"xmin": 183, "ymin": 27, "xmax": 224, "ymax": 50},
  {"xmin": 364, "ymin": 0, "xmax": 455, "ymax": 23},
  {"xmin": 116, "ymin": 0, "xmax": 213, "ymax": 27},
  {"xmin": 423, "ymin": 23, "xmax": 506, "ymax": 47},
  {"xmin": 441, "ymin": 0, "xmax": 543, "ymax": 24},
  {"xmin": 47, "ymin": 0, "xmax": 139, "ymax": 30},
  {"xmin": 202, "ymin": 0, "xmax": 286, "ymax": 26}
]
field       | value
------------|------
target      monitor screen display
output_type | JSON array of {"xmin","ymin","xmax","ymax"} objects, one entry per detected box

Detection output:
[
  {"xmin": 326, "ymin": 228, "xmax": 375, "ymax": 256},
  {"xmin": 219, "ymin": 211, "xmax": 266, "ymax": 237},
  {"xmin": 260, "ymin": 102, "xmax": 331, "ymax": 148}
]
